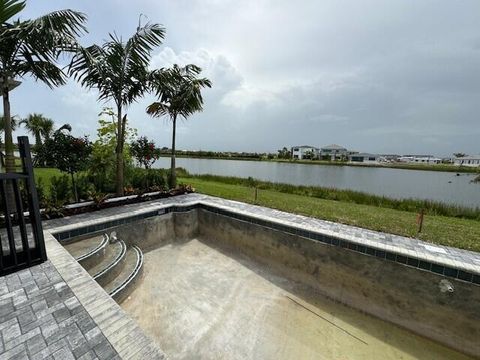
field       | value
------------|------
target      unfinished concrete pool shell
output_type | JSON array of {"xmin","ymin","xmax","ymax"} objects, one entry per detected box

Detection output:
[{"xmin": 50, "ymin": 194, "xmax": 480, "ymax": 359}]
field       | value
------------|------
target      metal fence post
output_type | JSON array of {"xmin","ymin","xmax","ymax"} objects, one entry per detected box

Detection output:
[{"xmin": 18, "ymin": 136, "xmax": 47, "ymax": 261}]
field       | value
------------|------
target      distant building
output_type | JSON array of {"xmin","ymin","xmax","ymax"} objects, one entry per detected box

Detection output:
[
  {"xmin": 348, "ymin": 153, "xmax": 381, "ymax": 164},
  {"xmin": 398, "ymin": 155, "xmax": 442, "ymax": 164},
  {"xmin": 380, "ymin": 154, "xmax": 400, "ymax": 162},
  {"xmin": 453, "ymin": 155, "xmax": 480, "ymax": 167},
  {"xmin": 291, "ymin": 145, "xmax": 319, "ymax": 160},
  {"xmin": 320, "ymin": 144, "xmax": 348, "ymax": 160}
]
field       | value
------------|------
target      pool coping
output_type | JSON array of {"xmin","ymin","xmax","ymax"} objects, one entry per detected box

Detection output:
[{"xmin": 46, "ymin": 193, "xmax": 480, "ymax": 284}]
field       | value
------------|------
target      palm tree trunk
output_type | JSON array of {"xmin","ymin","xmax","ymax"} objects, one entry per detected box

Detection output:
[
  {"xmin": 34, "ymin": 132, "xmax": 42, "ymax": 148},
  {"xmin": 2, "ymin": 81, "xmax": 17, "ymax": 214},
  {"xmin": 2, "ymin": 84, "xmax": 15, "ymax": 173},
  {"xmin": 71, "ymin": 172, "xmax": 78, "ymax": 203},
  {"xmin": 170, "ymin": 114, "xmax": 177, "ymax": 189},
  {"xmin": 115, "ymin": 105, "xmax": 124, "ymax": 196}
]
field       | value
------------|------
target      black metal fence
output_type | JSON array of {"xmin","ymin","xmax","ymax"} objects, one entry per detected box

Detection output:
[{"xmin": 0, "ymin": 136, "xmax": 47, "ymax": 276}]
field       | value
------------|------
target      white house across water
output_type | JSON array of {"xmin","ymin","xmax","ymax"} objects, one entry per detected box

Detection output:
[
  {"xmin": 453, "ymin": 155, "xmax": 480, "ymax": 167},
  {"xmin": 348, "ymin": 153, "xmax": 381, "ymax": 164},
  {"xmin": 320, "ymin": 144, "xmax": 349, "ymax": 160},
  {"xmin": 398, "ymin": 155, "xmax": 442, "ymax": 164},
  {"xmin": 291, "ymin": 145, "xmax": 319, "ymax": 159}
]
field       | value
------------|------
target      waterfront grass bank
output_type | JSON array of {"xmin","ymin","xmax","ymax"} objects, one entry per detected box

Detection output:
[
  {"xmin": 178, "ymin": 175, "xmax": 480, "ymax": 252},
  {"xmin": 179, "ymin": 173, "xmax": 480, "ymax": 220}
]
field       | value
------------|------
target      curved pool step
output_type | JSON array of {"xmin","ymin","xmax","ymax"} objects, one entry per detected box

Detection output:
[
  {"xmin": 104, "ymin": 245, "xmax": 144, "ymax": 304},
  {"xmin": 64, "ymin": 234, "xmax": 109, "ymax": 269},
  {"xmin": 90, "ymin": 240, "xmax": 127, "ymax": 287}
]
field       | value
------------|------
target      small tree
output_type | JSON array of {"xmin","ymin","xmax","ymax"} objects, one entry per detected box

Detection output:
[
  {"xmin": 131, "ymin": 136, "xmax": 161, "ymax": 169},
  {"xmin": 277, "ymin": 147, "xmax": 291, "ymax": 159},
  {"xmin": 43, "ymin": 132, "xmax": 92, "ymax": 202},
  {"xmin": 88, "ymin": 109, "xmax": 136, "ymax": 193}
]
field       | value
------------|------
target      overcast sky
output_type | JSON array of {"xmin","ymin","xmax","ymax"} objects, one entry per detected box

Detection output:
[{"xmin": 9, "ymin": 0, "xmax": 480, "ymax": 156}]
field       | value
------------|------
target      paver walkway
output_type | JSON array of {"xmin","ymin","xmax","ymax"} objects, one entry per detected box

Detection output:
[{"xmin": 0, "ymin": 261, "xmax": 118, "ymax": 360}]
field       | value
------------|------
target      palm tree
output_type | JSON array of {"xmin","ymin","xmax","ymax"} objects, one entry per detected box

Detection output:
[
  {"xmin": 69, "ymin": 21, "xmax": 165, "ymax": 196},
  {"xmin": 19, "ymin": 113, "xmax": 47, "ymax": 147},
  {"xmin": 0, "ymin": 0, "xmax": 87, "ymax": 173},
  {"xmin": 20, "ymin": 113, "xmax": 72, "ymax": 146},
  {"xmin": 146, "ymin": 64, "xmax": 211, "ymax": 188}
]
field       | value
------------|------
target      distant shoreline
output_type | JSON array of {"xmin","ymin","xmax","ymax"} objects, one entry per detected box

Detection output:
[{"xmin": 159, "ymin": 154, "xmax": 479, "ymax": 174}]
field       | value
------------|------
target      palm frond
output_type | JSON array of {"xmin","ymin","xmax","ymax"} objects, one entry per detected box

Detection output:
[
  {"xmin": 16, "ymin": 57, "xmax": 65, "ymax": 88},
  {"xmin": 146, "ymin": 102, "xmax": 170, "ymax": 117},
  {"xmin": 70, "ymin": 22, "xmax": 164, "ymax": 108},
  {"xmin": 126, "ymin": 23, "xmax": 165, "ymax": 66},
  {"xmin": 57, "ymin": 123, "xmax": 72, "ymax": 133},
  {"xmin": 0, "ymin": 0, "xmax": 25, "ymax": 23},
  {"xmin": 0, "ymin": 114, "xmax": 19, "ymax": 132},
  {"xmin": 20, "ymin": 9, "xmax": 87, "ymax": 55},
  {"xmin": 1, "ymin": 7, "xmax": 87, "ymax": 88}
]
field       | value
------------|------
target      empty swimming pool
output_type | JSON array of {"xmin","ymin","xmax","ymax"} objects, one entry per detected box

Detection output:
[{"xmin": 56, "ymin": 196, "xmax": 480, "ymax": 359}]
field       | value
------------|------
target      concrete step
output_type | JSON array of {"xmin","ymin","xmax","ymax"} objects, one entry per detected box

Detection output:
[
  {"xmin": 63, "ymin": 234, "xmax": 109, "ymax": 269},
  {"xmin": 104, "ymin": 245, "xmax": 144, "ymax": 303},
  {"xmin": 89, "ymin": 240, "xmax": 127, "ymax": 287}
]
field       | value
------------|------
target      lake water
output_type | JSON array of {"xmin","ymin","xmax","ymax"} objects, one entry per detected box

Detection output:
[{"xmin": 154, "ymin": 158, "xmax": 480, "ymax": 208}]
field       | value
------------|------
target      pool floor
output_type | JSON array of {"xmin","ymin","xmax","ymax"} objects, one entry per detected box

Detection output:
[{"xmin": 121, "ymin": 239, "xmax": 472, "ymax": 360}]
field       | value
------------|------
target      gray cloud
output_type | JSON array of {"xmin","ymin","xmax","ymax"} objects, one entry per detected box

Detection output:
[{"xmin": 8, "ymin": 0, "xmax": 480, "ymax": 156}]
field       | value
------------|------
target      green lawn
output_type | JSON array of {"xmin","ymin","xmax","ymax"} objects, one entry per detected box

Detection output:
[
  {"xmin": 179, "ymin": 177, "xmax": 480, "ymax": 253},
  {"xmin": 34, "ymin": 167, "xmax": 62, "ymax": 188}
]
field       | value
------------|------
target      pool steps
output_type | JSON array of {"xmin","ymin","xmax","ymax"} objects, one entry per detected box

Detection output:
[
  {"xmin": 107, "ymin": 246, "xmax": 144, "ymax": 303},
  {"xmin": 65, "ymin": 234, "xmax": 109, "ymax": 269},
  {"xmin": 91, "ymin": 240, "xmax": 127, "ymax": 287},
  {"xmin": 63, "ymin": 234, "xmax": 143, "ymax": 303}
]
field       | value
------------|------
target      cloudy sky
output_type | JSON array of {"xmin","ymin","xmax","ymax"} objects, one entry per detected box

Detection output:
[{"xmin": 10, "ymin": 0, "xmax": 480, "ymax": 156}]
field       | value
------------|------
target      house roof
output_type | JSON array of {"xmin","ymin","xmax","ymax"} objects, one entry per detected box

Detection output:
[
  {"xmin": 455, "ymin": 155, "xmax": 480, "ymax": 160},
  {"xmin": 292, "ymin": 145, "xmax": 319, "ymax": 149},
  {"xmin": 321, "ymin": 144, "xmax": 347, "ymax": 150}
]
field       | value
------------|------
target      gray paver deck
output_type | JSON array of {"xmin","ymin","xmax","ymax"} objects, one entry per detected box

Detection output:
[
  {"xmin": 0, "ymin": 261, "xmax": 118, "ymax": 360},
  {"xmin": 1, "ymin": 193, "xmax": 479, "ymax": 360}
]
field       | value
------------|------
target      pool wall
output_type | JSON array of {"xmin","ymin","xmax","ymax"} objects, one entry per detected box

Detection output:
[
  {"xmin": 196, "ymin": 209, "xmax": 480, "ymax": 357},
  {"xmin": 106, "ymin": 211, "xmax": 199, "ymax": 252}
]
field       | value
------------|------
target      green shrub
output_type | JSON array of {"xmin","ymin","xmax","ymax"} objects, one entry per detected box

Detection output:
[
  {"xmin": 75, "ymin": 175, "xmax": 96, "ymax": 200},
  {"xmin": 175, "ymin": 167, "xmax": 189, "ymax": 178},
  {"xmin": 146, "ymin": 169, "xmax": 167, "ymax": 190},
  {"xmin": 49, "ymin": 175, "xmax": 72, "ymax": 205},
  {"xmin": 128, "ymin": 168, "xmax": 168, "ymax": 191},
  {"xmin": 35, "ymin": 177, "xmax": 47, "ymax": 205}
]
